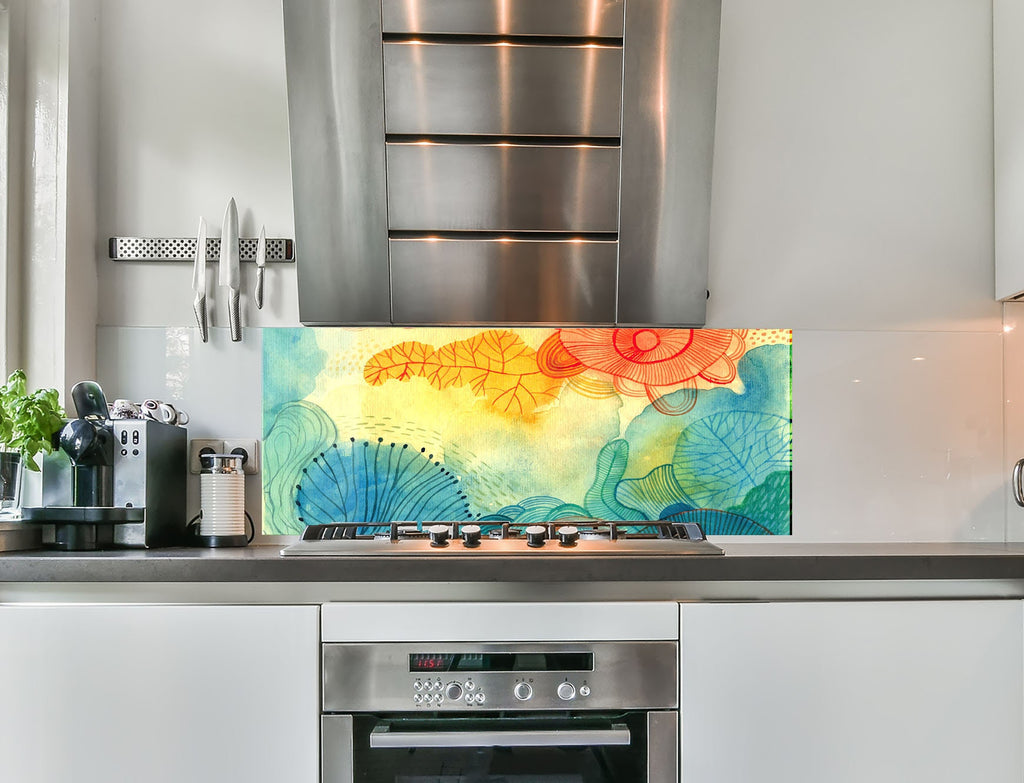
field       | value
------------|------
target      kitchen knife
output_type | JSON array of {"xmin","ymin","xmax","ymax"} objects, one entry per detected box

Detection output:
[
  {"xmin": 254, "ymin": 224, "xmax": 266, "ymax": 310},
  {"xmin": 192, "ymin": 217, "xmax": 209, "ymax": 342},
  {"xmin": 219, "ymin": 197, "xmax": 241, "ymax": 342}
]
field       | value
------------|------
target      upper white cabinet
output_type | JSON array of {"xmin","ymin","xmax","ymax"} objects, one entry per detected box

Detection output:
[
  {"xmin": 996, "ymin": 0, "xmax": 1024, "ymax": 299},
  {"xmin": 0, "ymin": 604, "xmax": 319, "ymax": 783},
  {"xmin": 680, "ymin": 600, "xmax": 1023, "ymax": 783}
]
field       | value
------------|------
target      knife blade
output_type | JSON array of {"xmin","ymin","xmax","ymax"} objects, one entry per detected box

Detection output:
[
  {"xmin": 219, "ymin": 197, "xmax": 241, "ymax": 342},
  {"xmin": 254, "ymin": 224, "xmax": 266, "ymax": 310},
  {"xmin": 192, "ymin": 217, "xmax": 208, "ymax": 343}
]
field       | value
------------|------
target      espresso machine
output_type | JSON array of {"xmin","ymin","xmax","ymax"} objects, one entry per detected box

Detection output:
[{"xmin": 22, "ymin": 381, "xmax": 187, "ymax": 550}]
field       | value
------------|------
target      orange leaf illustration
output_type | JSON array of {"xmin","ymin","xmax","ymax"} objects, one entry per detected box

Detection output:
[
  {"xmin": 364, "ymin": 330, "xmax": 563, "ymax": 417},
  {"xmin": 363, "ymin": 341, "xmax": 437, "ymax": 386}
]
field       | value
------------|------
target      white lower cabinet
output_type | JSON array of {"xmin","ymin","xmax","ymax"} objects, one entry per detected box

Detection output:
[
  {"xmin": 0, "ymin": 604, "xmax": 319, "ymax": 783},
  {"xmin": 679, "ymin": 600, "xmax": 1023, "ymax": 783}
]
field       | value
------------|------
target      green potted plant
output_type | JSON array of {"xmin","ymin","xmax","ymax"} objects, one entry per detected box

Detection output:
[{"xmin": 0, "ymin": 370, "xmax": 65, "ymax": 516}]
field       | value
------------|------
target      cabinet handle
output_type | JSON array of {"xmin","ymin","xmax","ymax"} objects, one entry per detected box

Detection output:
[
  {"xmin": 1013, "ymin": 459, "xmax": 1024, "ymax": 507},
  {"xmin": 369, "ymin": 723, "xmax": 630, "ymax": 749}
]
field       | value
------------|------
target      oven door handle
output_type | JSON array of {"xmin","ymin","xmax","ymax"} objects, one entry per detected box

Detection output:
[{"xmin": 368, "ymin": 723, "xmax": 631, "ymax": 749}]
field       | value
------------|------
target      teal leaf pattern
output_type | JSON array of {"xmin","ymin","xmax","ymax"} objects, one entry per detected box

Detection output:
[
  {"xmin": 584, "ymin": 440, "xmax": 645, "ymax": 521},
  {"xmin": 664, "ymin": 508, "xmax": 773, "ymax": 535},
  {"xmin": 728, "ymin": 470, "xmax": 791, "ymax": 536},
  {"xmin": 262, "ymin": 329, "xmax": 328, "ymax": 429},
  {"xmin": 615, "ymin": 465, "xmax": 697, "ymax": 520},
  {"xmin": 263, "ymin": 401, "xmax": 338, "ymax": 535},
  {"xmin": 672, "ymin": 412, "xmax": 792, "ymax": 511}
]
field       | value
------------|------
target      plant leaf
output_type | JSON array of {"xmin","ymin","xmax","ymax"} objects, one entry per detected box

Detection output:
[{"xmin": 0, "ymin": 372, "xmax": 65, "ymax": 471}]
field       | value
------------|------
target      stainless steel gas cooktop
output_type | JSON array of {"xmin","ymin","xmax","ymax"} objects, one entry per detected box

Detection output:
[{"xmin": 280, "ymin": 520, "xmax": 724, "ymax": 557}]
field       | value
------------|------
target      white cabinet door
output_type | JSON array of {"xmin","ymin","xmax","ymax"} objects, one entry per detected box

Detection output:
[
  {"xmin": 996, "ymin": 0, "xmax": 1024, "ymax": 299},
  {"xmin": 680, "ymin": 601, "xmax": 1023, "ymax": 783},
  {"xmin": 0, "ymin": 604, "xmax": 319, "ymax": 783}
]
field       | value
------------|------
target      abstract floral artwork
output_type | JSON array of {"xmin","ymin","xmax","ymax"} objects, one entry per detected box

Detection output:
[{"xmin": 262, "ymin": 328, "xmax": 792, "ymax": 536}]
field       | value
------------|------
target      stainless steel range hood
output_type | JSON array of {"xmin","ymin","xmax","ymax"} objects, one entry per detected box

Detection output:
[{"xmin": 283, "ymin": 0, "xmax": 722, "ymax": 326}]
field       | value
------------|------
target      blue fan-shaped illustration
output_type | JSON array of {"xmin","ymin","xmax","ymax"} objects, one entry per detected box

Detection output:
[{"xmin": 295, "ymin": 437, "xmax": 475, "ymax": 534}]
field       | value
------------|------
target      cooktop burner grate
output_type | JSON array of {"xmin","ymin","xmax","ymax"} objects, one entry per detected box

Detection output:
[{"xmin": 280, "ymin": 519, "xmax": 724, "ymax": 557}]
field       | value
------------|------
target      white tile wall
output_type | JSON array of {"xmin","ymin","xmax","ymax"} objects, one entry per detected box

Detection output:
[
  {"xmin": 96, "ymin": 327, "xmax": 265, "ymax": 532},
  {"xmin": 791, "ymin": 330, "xmax": 1004, "ymax": 542}
]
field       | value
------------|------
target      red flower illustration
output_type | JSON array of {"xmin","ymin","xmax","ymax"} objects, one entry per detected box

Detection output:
[{"xmin": 537, "ymin": 328, "xmax": 747, "ymax": 414}]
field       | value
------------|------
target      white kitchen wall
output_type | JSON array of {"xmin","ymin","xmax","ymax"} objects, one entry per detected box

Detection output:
[
  {"xmin": 1003, "ymin": 302, "xmax": 1024, "ymax": 541},
  {"xmin": 96, "ymin": 0, "xmax": 297, "ymax": 328},
  {"xmin": 92, "ymin": 0, "xmax": 1005, "ymax": 541}
]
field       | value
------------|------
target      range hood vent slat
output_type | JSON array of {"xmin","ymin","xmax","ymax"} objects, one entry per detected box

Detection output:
[{"xmin": 284, "ymin": 0, "xmax": 721, "ymax": 327}]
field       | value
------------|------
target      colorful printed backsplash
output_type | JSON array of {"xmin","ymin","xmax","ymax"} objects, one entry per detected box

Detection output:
[{"xmin": 262, "ymin": 328, "xmax": 793, "ymax": 535}]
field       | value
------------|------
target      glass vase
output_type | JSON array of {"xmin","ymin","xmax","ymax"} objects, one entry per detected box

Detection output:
[{"xmin": 0, "ymin": 451, "xmax": 23, "ymax": 518}]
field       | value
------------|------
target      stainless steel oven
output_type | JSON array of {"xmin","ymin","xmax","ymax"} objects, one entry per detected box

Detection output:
[{"xmin": 321, "ymin": 640, "xmax": 679, "ymax": 782}]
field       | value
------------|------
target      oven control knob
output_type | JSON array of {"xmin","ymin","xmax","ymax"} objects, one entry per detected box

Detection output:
[
  {"xmin": 428, "ymin": 524, "xmax": 450, "ymax": 547},
  {"xmin": 461, "ymin": 524, "xmax": 482, "ymax": 548},
  {"xmin": 525, "ymin": 525, "xmax": 547, "ymax": 548},
  {"xmin": 557, "ymin": 682, "xmax": 576, "ymax": 701},
  {"xmin": 579, "ymin": 685, "xmax": 591, "ymax": 697},
  {"xmin": 445, "ymin": 682, "xmax": 464, "ymax": 701},
  {"xmin": 514, "ymin": 682, "xmax": 533, "ymax": 701},
  {"xmin": 556, "ymin": 525, "xmax": 579, "ymax": 546}
]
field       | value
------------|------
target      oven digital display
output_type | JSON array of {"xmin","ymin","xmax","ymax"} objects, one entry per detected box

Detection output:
[{"xmin": 409, "ymin": 652, "xmax": 594, "ymax": 673}]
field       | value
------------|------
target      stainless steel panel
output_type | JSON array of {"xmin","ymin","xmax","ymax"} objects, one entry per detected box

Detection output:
[
  {"xmin": 617, "ymin": 0, "xmax": 721, "ymax": 325},
  {"xmin": 322, "ymin": 641, "xmax": 678, "ymax": 712},
  {"xmin": 647, "ymin": 711, "xmax": 679, "ymax": 783},
  {"xmin": 384, "ymin": 42, "xmax": 623, "ymax": 137},
  {"xmin": 386, "ymin": 143, "xmax": 621, "ymax": 231},
  {"xmin": 382, "ymin": 0, "xmax": 625, "ymax": 37},
  {"xmin": 390, "ymin": 238, "xmax": 617, "ymax": 323},
  {"xmin": 322, "ymin": 715, "xmax": 354, "ymax": 783},
  {"xmin": 283, "ymin": 0, "xmax": 392, "ymax": 325}
]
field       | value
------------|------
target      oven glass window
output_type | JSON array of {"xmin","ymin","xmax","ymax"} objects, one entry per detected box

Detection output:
[{"xmin": 349, "ymin": 713, "xmax": 648, "ymax": 783}]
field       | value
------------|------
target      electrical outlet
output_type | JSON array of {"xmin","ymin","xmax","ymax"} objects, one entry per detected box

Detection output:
[
  {"xmin": 223, "ymin": 438, "xmax": 260, "ymax": 475},
  {"xmin": 189, "ymin": 439, "xmax": 224, "ymax": 474}
]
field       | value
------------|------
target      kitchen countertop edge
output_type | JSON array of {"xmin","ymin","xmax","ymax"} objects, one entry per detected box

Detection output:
[{"xmin": 3, "ymin": 542, "xmax": 1024, "ymax": 584}]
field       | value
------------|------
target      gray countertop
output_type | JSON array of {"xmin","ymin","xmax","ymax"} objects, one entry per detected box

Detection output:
[{"xmin": 3, "ymin": 542, "xmax": 1024, "ymax": 585}]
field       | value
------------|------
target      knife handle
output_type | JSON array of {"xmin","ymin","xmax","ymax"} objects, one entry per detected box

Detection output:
[
  {"xmin": 255, "ymin": 267, "xmax": 265, "ymax": 310},
  {"xmin": 193, "ymin": 294, "xmax": 209, "ymax": 343},
  {"xmin": 229, "ymin": 289, "xmax": 241, "ymax": 342}
]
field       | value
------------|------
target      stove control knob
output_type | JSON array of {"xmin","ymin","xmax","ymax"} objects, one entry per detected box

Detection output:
[
  {"xmin": 556, "ymin": 525, "xmax": 579, "ymax": 547},
  {"xmin": 557, "ymin": 682, "xmax": 576, "ymax": 701},
  {"xmin": 428, "ymin": 524, "xmax": 450, "ymax": 547},
  {"xmin": 514, "ymin": 682, "xmax": 533, "ymax": 701},
  {"xmin": 525, "ymin": 525, "xmax": 547, "ymax": 548},
  {"xmin": 445, "ymin": 682, "xmax": 464, "ymax": 702},
  {"xmin": 461, "ymin": 524, "xmax": 482, "ymax": 548}
]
